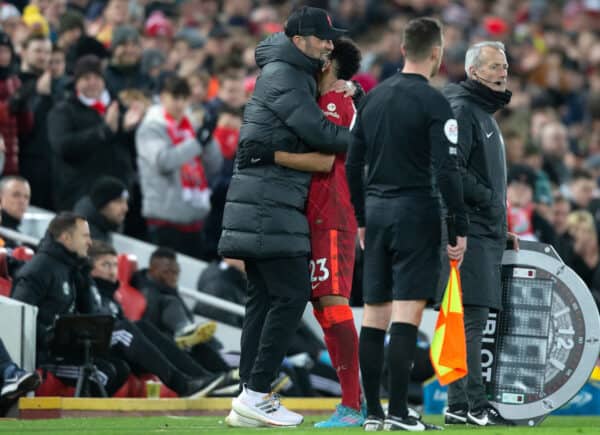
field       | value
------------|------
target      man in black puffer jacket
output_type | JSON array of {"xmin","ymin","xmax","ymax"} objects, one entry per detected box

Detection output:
[
  {"xmin": 218, "ymin": 6, "xmax": 351, "ymax": 428},
  {"xmin": 441, "ymin": 41, "xmax": 517, "ymax": 427}
]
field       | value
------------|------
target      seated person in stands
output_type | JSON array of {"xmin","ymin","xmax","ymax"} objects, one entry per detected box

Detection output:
[
  {"xmin": 130, "ymin": 246, "xmax": 216, "ymax": 347},
  {"xmin": 88, "ymin": 240, "xmax": 225, "ymax": 397},
  {"xmin": 0, "ymin": 337, "xmax": 40, "ymax": 404},
  {"xmin": 73, "ymin": 176, "xmax": 129, "ymax": 243},
  {"xmin": 11, "ymin": 212, "xmax": 129, "ymax": 396},
  {"xmin": 0, "ymin": 176, "xmax": 31, "ymax": 248},
  {"xmin": 562, "ymin": 210, "xmax": 600, "ymax": 309},
  {"xmin": 195, "ymin": 257, "xmax": 246, "ymax": 327}
]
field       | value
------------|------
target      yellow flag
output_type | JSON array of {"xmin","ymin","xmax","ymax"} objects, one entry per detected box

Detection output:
[{"xmin": 429, "ymin": 259, "xmax": 468, "ymax": 385}]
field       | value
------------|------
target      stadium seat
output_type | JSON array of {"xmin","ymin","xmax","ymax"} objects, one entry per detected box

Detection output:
[
  {"xmin": 12, "ymin": 246, "xmax": 35, "ymax": 261},
  {"xmin": 0, "ymin": 248, "xmax": 11, "ymax": 297},
  {"xmin": 115, "ymin": 254, "xmax": 147, "ymax": 321},
  {"xmin": 35, "ymin": 370, "xmax": 75, "ymax": 397}
]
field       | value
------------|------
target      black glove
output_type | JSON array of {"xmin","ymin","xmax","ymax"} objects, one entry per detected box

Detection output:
[
  {"xmin": 351, "ymin": 80, "xmax": 365, "ymax": 106},
  {"xmin": 196, "ymin": 111, "xmax": 218, "ymax": 148},
  {"xmin": 237, "ymin": 142, "xmax": 275, "ymax": 169}
]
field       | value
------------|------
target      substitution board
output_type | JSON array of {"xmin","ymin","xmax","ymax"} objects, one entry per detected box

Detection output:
[{"xmin": 482, "ymin": 241, "xmax": 600, "ymax": 426}]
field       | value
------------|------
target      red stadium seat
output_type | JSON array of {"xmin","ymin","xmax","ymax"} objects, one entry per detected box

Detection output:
[
  {"xmin": 114, "ymin": 254, "xmax": 147, "ymax": 321},
  {"xmin": 35, "ymin": 370, "xmax": 75, "ymax": 397},
  {"xmin": 0, "ymin": 248, "xmax": 11, "ymax": 297},
  {"xmin": 12, "ymin": 246, "xmax": 34, "ymax": 261}
]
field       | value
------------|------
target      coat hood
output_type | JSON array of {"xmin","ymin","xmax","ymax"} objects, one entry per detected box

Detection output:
[{"xmin": 255, "ymin": 32, "xmax": 322, "ymax": 76}]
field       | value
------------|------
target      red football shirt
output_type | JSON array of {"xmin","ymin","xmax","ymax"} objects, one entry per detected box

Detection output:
[{"xmin": 306, "ymin": 91, "xmax": 358, "ymax": 232}]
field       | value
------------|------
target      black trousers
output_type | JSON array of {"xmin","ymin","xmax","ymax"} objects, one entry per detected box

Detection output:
[
  {"xmin": 111, "ymin": 319, "xmax": 193, "ymax": 395},
  {"xmin": 240, "ymin": 256, "xmax": 311, "ymax": 393},
  {"xmin": 447, "ymin": 305, "xmax": 490, "ymax": 410},
  {"xmin": 134, "ymin": 320, "xmax": 213, "ymax": 378}
]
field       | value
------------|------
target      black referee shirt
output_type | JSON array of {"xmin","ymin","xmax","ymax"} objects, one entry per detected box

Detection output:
[{"xmin": 346, "ymin": 72, "xmax": 468, "ymax": 236}]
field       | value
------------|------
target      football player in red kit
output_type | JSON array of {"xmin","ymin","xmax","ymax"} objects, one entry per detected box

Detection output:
[{"xmin": 307, "ymin": 40, "xmax": 363, "ymax": 428}]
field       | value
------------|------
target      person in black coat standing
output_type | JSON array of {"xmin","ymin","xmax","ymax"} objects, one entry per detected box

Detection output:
[
  {"xmin": 218, "ymin": 7, "xmax": 351, "ymax": 427},
  {"xmin": 442, "ymin": 41, "xmax": 517, "ymax": 427},
  {"xmin": 47, "ymin": 55, "xmax": 144, "ymax": 211}
]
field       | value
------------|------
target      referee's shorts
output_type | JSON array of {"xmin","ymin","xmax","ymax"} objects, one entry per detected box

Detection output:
[{"xmin": 363, "ymin": 195, "xmax": 441, "ymax": 304}]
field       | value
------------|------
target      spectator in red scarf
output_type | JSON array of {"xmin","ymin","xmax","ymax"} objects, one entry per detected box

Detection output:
[
  {"xmin": 47, "ymin": 54, "xmax": 144, "ymax": 211},
  {"xmin": 135, "ymin": 75, "xmax": 223, "ymax": 258}
]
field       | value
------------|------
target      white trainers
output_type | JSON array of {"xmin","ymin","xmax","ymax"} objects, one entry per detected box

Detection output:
[
  {"xmin": 231, "ymin": 385, "xmax": 304, "ymax": 427},
  {"xmin": 225, "ymin": 409, "xmax": 265, "ymax": 427}
]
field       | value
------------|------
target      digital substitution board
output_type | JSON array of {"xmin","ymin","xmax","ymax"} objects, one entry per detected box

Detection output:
[{"xmin": 482, "ymin": 241, "xmax": 600, "ymax": 426}]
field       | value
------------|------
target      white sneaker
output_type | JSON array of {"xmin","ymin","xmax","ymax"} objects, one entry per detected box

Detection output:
[
  {"xmin": 225, "ymin": 409, "xmax": 265, "ymax": 427},
  {"xmin": 232, "ymin": 385, "xmax": 303, "ymax": 427}
]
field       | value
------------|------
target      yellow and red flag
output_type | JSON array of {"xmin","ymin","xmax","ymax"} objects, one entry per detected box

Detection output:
[{"xmin": 429, "ymin": 259, "xmax": 468, "ymax": 385}]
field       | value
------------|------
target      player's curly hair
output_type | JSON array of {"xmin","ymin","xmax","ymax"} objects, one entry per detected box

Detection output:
[{"xmin": 330, "ymin": 37, "xmax": 361, "ymax": 81}]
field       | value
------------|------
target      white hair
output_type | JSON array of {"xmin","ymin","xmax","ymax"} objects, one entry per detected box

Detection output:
[{"xmin": 464, "ymin": 41, "xmax": 506, "ymax": 78}]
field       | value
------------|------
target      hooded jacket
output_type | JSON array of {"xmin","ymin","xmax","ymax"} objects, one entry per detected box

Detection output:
[
  {"xmin": 443, "ymin": 82, "xmax": 508, "ymax": 239},
  {"xmin": 218, "ymin": 33, "xmax": 351, "ymax": 259}
]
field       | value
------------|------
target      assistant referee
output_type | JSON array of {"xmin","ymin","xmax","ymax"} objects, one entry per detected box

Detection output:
[{"xmin": 346, "ymin": 17, "xmax": 468, "ymax": 432}]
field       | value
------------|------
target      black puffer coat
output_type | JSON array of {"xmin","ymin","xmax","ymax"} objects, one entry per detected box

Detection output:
[{"xmin": 218, "ymin": 33, "xmax": 350, "ymax": 259}]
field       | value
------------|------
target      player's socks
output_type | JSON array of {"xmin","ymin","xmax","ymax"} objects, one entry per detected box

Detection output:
[
  {"xmin": 321, "ymin": 305, "xmax": 360, "ymax": 411},
  {"xmin": 359, "ymin": 326, "xmax": 386, "ymax": 418},
  {"xmin": 387, "ymin": 322, "xmax": 417, "ymax": 419}
]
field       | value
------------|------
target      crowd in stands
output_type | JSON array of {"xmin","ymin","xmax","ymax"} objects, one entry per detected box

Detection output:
[{"xmin": 0, "ymin": 0, "xmax": 600, "ymax": 404}]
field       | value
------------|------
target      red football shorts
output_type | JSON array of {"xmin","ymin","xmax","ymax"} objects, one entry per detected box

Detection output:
[{"xmin": 309, "ymin": 229, "xmax": 356, "ymax": 299}]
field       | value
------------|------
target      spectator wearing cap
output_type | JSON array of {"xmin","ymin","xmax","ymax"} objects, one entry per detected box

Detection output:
[
  {"xmin": 57, "ymin": 10, "xmax": 108, "ymax": 75},
  {"xmin": 88, "ymin": 0, "xmax": 131, "ymax": 48},
  {"xmin": 170, "ymin": 28, "xmax": 206, "ymax": 77},
  {"xmin": 73, "ymin": 176, "xmax": 129, "ymax": 243},
  {"xmin": 10, "ymin": 33, "xmax": 54, "ymax": 210},
  {"xmin": 48, "ymin": 54, "xmax": 144, "ymax": 211},
  {"xmin": 0, "ymin": 30, "xmax": 33, "ymax": 177},
  {"xmin": 136, "ymin": 75, "xmax": 223, "ymax": 258},
  {"xmin": 202, "ymin": 24, "xmax": 232, "ymax": 76},
  {"xmin": 143, "ymin": 11, "xmax": 174, "ymax": 57},
  {"xmin": 218, "ymin": 6, "xmax": 350, "ymax": 425},
  {"xmin": 104, "ymin": 25, "xmax": 151, "ymax": 96},
  {"xmin": 140, "ymin": 49, "xmax": 165, "ymax": 94},
  {"xmin": 22, "ymin": 2, "xmax": 49, "ymax": 37},
  {"xmin": 0, "ymin": 3, "xmax": 21, "ymax": 43}
]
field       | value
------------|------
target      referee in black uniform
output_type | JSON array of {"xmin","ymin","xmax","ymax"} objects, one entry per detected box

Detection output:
[{"xmin": 346, "ymin": 17, "xmax": 468, "ymax": 432}]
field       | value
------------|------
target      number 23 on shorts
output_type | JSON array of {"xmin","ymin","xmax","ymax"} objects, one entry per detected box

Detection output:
[{"xmin": 309, "ymin": 258, "xmax": 330, "ymax": 286}]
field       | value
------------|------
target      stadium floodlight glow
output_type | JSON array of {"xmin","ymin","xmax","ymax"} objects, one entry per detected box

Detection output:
[{"xmin": 482, "ymin": 241, "xmax": 600, "ymax": 426}]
